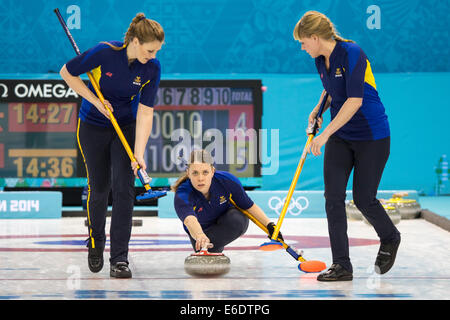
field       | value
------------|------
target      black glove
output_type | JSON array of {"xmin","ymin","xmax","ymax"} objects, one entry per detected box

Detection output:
[{"xmin": 266, "ymin": 222, "xmax": 284, "ymax": 241}]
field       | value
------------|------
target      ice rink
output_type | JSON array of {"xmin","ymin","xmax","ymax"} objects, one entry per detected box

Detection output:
[{"xmin": 0, "ymin": 216, "xmax": 448, "ymax": 300}]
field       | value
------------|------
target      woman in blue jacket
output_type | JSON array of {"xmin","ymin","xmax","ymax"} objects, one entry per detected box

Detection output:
[
  {"xmin": 173, "ymin": 150, "xmax": 281, "ymax": 252},
  {"xmin": 60, "ymin": 13, "xmax": 164, "ymax": 278},
  {"xmin": 293, "ymin": 11, "xmax": 401, "ymax": 281}
]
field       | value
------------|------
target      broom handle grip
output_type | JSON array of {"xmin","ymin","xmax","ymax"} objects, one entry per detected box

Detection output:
[{"xmin": 311, "ymin": 92, "xmax": 329, "ymax": 134}]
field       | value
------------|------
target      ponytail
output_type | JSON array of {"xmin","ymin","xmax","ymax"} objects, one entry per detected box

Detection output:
[
  {"xmin": 171, "ymin": 173, "xmax": 189, "ymax": 193},
  {"xmin": 328, "ymin": 19, "xmax": 354, "ymax": 43},
  {"xmin": 101, "ymin": 12, "xmax": 164, "ymax": 51}
]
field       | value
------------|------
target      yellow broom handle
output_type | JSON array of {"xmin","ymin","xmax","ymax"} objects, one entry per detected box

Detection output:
[
  {"xmin": 229, "ymin": 198, "xmax": 295, "ymax": 253},
  {"xmin": 229, "ymin": 198, "xmax": 269, "ymax": 234},
  {"xmin": 229, "ymin": 198, "xmax": 282, "ymax": 243},
  {"xmin": 271, "ymin": 134, "xmax": 314, "ymax": 240},
  {"xmin": 86, "ymin": 71, "xmax": 137, "ymax": 164}
]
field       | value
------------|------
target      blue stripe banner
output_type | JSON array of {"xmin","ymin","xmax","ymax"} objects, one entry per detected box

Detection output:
[
  {"xmin": 158, "ymin": 190, "xmax": 419, "ymax": 219},
  {"xmin": 0, "ymin": 191, "xmax": 62, "ymax": 219}
]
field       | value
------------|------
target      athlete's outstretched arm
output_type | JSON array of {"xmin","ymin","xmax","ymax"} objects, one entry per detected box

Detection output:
[
  {"xmin": 184, "ymin": 215, "xmax": 211, "ymax": 251},
  {"xmin": 245, "ymin": 203, "xmax": 271, "ymax": 226}
]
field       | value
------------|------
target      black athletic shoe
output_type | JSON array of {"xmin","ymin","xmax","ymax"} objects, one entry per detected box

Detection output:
[
  {"xmin": 375, "ymin": 237, "xmax": 401, "ymax": 274},
  {"xmin": 86, "ymin": 238, "xmax": 104, "ymax": 273},
  {"xmin": 317, "ymin": 263, "xmax": 353, "ymax": 282},
  {"xmin": 110, "ymin": 262, "xmax": 132, "ymax": 278}
]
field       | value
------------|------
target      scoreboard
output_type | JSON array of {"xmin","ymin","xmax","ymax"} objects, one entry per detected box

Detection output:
[
  {"xmin": 0, "ymin": 79, "xmax": 262, "ymax": 188},
  {"xmin": 147, "ymin": 80, "xmax": 262, "ymax": 178},
  {"xmin": 0, "ymin": 80, "xmax": 79, "ymax": 187}
]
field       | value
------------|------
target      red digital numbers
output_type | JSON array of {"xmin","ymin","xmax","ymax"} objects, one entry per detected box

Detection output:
[{"xmin": 8, "ymin": 102, "xmax": 77, "ymax": 132}]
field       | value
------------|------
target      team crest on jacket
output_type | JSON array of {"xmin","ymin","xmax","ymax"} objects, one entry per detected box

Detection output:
[
  {"xmin": 133, "ymin": 76, "xmax": 142, "ymax": 86},
  {"xmin": 219, "ymin": 195, "xmax": 227, "ymax": 205},
  {"xmin": 335, "ymin": 68, "xmax": 343, "ymax": 78}
]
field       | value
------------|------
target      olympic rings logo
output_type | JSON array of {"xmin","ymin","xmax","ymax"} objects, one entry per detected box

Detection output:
[{"xmin": 268, "ymin": 196, "xmax": 309, "ymax": 216}]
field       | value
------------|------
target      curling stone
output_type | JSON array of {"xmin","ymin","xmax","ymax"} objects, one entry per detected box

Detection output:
[
  {"xmin": 346, "ymin": 200, "xmax": 363, "ymax": 220},
  {"xmin": 363, "ymin": 205, "xmax": 401, "ymax": 225},
  {"xmin": 184, "ymin": 249, "xmax": 230, "ymax": 277},
  {"xmin": 385, "ymin": 193, "xmax": 421, "ymax": 219}
]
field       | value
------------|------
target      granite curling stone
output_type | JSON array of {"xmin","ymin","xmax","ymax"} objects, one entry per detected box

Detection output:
[
  {"xmin": 385, "ymin": 193, "xmax": 421, "ymax": 219},
  {"xmin": 184, "ymin": 250, "xmax": 231, "ymax": 276}
]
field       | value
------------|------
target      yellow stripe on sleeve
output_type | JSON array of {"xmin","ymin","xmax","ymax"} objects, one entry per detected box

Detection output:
[
  {"xmin": 91, "ymin": 65, "xmax": 102, "ymax": 90},
  {"xmin": 364, "ymin": 59, "xmax": 377, "ymax": 90}
]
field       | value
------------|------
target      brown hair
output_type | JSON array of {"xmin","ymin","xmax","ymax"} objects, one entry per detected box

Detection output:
[
  {"xmin": 171, "ymin": 150, "xmax": 215, "ymax": 192},
  {"xmin": 102, "ymin": 12, "xmax": 164, "ymax": 50},
  {"xmin": 293, "ymin": 11, "xmax": 353, "ymax": 43}
]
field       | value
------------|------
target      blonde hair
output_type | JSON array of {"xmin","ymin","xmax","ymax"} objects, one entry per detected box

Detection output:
[
  {"xmin": 102, "ymin": 12, "xmax": 164, "ymax": 50},
  {"xmin": 293, "ymin": 11, "xmax": 353, "ymax": 43},
  {"xmin": 171, "ymin": 150, "xmax": 215, "ymax": 192}
]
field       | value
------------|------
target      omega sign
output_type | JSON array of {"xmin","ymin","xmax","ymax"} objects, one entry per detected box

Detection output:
[
  {"xmin": 0, "ymin": 81, "xmax": 79, "ymax": 99},
  {"xmin": 14, "ymin": 83, "xmax": 78, "ymax": 98}
]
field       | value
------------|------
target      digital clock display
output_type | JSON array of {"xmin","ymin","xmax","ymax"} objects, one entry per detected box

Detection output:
[
  {"xmin": 0, "ymin": 80, "xmax": 80, "ymax": 184},
  {"xmin": 9, "ymin": 102, "xmax": 77, "ymax": 132},
  {"xmin": 10, "ymin": 149, "xmax": 76, "ymax": 178},
  {"xmin": 0, "ymin": 79, "xmax": 262, "ymax": 187}
]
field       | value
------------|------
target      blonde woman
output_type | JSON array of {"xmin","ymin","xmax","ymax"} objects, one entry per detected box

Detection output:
[
  {"xmin": 172, "ymin": 150, "xmax": 282, "ymax": 252},
  {"xmin": 293, "ymin": 11, "xmax": 400, "ymax": 281},
  {"xmin": 60, "ymin": 13, "xmax": 164, "ymax": 278}
]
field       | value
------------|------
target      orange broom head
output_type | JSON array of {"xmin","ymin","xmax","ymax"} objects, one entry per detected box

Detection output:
[
  {"xmin": 298, "ymin": 260, "xmax": 327, "ymax": 273},
  {"xmin": 259, "ymin": 240, "xmax": 284, "ymax": 251}
]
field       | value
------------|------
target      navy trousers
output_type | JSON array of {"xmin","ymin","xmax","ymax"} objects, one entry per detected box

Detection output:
[
  {"xmin": 188, "ymin": 207, "xmax": 249, "ymax": 253},
  {"xmin": 77, "ymin": 120, "xmax": 136, "ymax": 265},
  {"xmin": 324, "ymin": 135, "xmax": 400, "ymax": 273}
]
